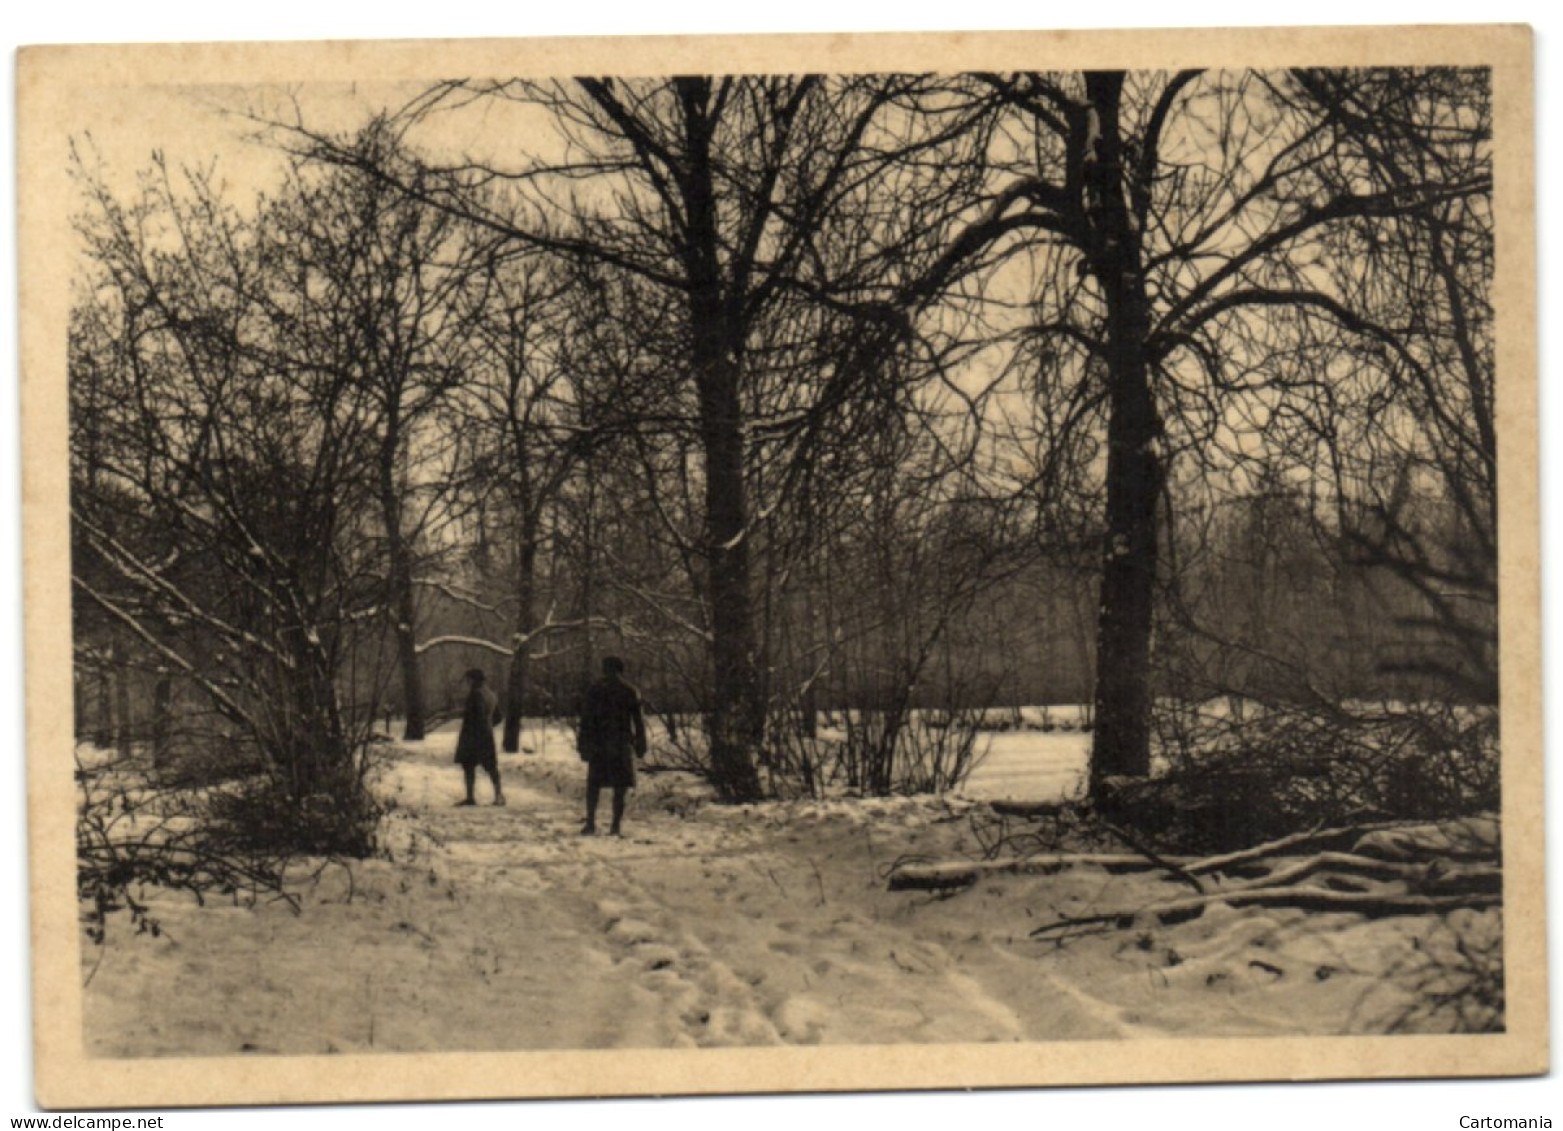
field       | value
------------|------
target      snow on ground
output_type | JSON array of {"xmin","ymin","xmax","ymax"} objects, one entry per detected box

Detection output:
[
  {"xmin": 960, "ymin": 729, "xmax": 1089, "ymax": 802},
  {"xmin": 80, "ymin": 721, "xmax": 1497, "ymax": 1056},
  {"xmin": 809, "ymin": 705, "xmax": 1093, "ymax": 803}
]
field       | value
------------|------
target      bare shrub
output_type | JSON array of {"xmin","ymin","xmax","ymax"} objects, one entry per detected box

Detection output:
[
  {"xmin": 1356, "ymin": 911, "xmax": 1505, "ymax": 1033},
  {"xmin": 1099, "ymin": 699, "xmax": 1500, "ymax": 853},
  {"xmin": 205, "ymin": 773, "xmax": 383, "ymax": 859},
  {"xmin": 78, "ymin": 753, "xmax": 297, "ymax": 945},
  {"xmin": 642, "ymin": 705, "xmax": 712, "ymax": 776},
  {"xmin": 1337, "ymin": 703, "xmax": 1499, "ymax": 822},
  {"xmin": 762, "ymin": 691, "xmax": 993, "ymax": 799},
  {"xmin": 77, "ymin": 740, "xmax": 379, "ymax": 947}
]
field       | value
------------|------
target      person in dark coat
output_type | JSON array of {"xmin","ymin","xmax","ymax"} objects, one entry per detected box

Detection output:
[
  {"xmin": 453, "ymin": 668, "xmax": 504, "ymax": 807},
  {"xmin": 576, "ymin": 655, "xmax": 647, "ymax": 836}
]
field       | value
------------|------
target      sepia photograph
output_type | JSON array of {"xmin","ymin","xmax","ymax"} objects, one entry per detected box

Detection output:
[{"xmin": 15, "ymin": 18, "xmax": 1545, "ymax": 1112}]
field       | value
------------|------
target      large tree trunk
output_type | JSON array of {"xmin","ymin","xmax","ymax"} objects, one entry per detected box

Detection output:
[
  {"xmin": 680, "ymin": 78, "xmax": 764, "ymax": 802},
  {"xmin": 502, "ymin": 527, "xmax": 538, "ymax": 753},
  {"xmin": 1084, "ymin": 72, "xmax": 1161, "ymax": 789},
  {"xmin": 696, "ymin": 349, "xmax": 765, "ymax": 801}
]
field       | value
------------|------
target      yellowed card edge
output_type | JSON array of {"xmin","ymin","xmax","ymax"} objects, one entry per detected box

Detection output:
[{"xmin": 18, "ymin": 24, "xmax": 1543, "ymax": 1110}]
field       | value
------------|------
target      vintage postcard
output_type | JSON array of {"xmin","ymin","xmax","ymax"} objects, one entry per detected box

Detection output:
[{"xmin": 18, "ymin": 24, "xmax": 1542, "ymax": 1109}]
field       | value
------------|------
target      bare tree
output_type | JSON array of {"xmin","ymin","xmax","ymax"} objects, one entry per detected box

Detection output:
[
  {"xmin": 1294, "ymin": 67, "xmax": 1496, "ymax": 702},
  {"xmin": 975, "ymin": 68, "xmax": 1491, "ymax": 790},
  {"xmin": 273, "ymin": 76, "xmax": 1026, "ymax": 799},
  {"xmin": 265, "ymin": 123, "xmax": 492, "ymax": 741},
  {"xmin": 70, "ymin": 149, "xmax": 386, "ymax": 837},
  {"xmin": 452, "ymin": 252, "xmax": 597, "ymax": 750},
  {"xmin": 102, "ymin": 65, "xmax": 1493, "ymax": 819}
]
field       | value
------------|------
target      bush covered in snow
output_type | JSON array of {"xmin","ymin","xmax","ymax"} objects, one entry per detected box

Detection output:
[{"xmin": 77, "ymin": 742, "xmax": 378, "ymax": 945}]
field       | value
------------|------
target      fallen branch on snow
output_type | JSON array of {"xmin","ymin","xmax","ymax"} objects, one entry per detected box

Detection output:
[
  {"xmin": 888, "ymin": 817, "xmax": 1503, "ymax": 933},
  {"xmin": 886, "ymin": 852, "xmax": 1201, "ymax": 891},
  {"xmin": 987, "ymin": 800, "xmax": 1073, "ymax": 819},
  {"xmin": 1029, "ymin": 886, "xmax": 1502, "ymax": 938},
  {"xmin": 885, "ymin": 824, "xmax": 1383, "ymax": 891}
]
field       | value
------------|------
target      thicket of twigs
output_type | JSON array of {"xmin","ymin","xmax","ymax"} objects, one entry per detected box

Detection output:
[
  {"xmin": 77, "ymin": 746, "xmax": 376, "ymax": 947},
  {"xmin": 762, "ymin": 706, "xmax": 990, "ymax": 798},
  {"xmin": 887, "ymin": 731, "xmax": 1504, "ymax": 1033},
  {"xmin": 1369, "ymin": 911, "xmax": 1504, "ymax": 1033},
  {"xmin": 1103, "ymin": 699, "xmax": 1499, "ymax": 854},
  {"xmin": 645, "ymin": 703, "xmax": 989, "ymax": 799}
]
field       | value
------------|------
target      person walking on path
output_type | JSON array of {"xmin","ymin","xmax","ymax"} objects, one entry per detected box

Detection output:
[
  {"xmin": 576, "ymin": 656, "xmax": 647, "ymax": 836},
  {"xmin": 454, "ymin": 667, "xmax": 505, "ymax": 807}
]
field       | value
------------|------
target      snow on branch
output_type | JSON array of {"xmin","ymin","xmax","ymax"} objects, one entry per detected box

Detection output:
[
  {"xmin": 414, "ymin": 634, "xmax": 514, "ymax": 657},
  {"xmin": 72, "ymin": 574, "xmax": 263, "ymax": 736},
  {"xmin": 411, "ymin": 578, "xmax": 512, "ymax": 614},
  {"xmin": 414, "ymin": 613, "xmax": 635, "ymax": 658},
  {"xmin": 73, "ymin": 507, "xmax": 294, "ymax": 670}
]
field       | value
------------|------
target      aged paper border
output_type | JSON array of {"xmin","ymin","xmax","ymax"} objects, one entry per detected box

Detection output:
[{"xmin": 18, "ymin": 24, "xmax": 1543, "ymax": 1109}]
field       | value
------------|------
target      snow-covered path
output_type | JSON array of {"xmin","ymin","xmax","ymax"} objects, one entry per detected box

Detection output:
[
  {"xmin": 83, "ymin": 733, "xmax": 1125, "ymax": 1055},
  {"xmin": 82, "ymin": 725, "xmax": 1495, "ymax": 1055},
  {"xmin": 360, "ymin": 736, "xmax": 1130, "ymax": 1048}
]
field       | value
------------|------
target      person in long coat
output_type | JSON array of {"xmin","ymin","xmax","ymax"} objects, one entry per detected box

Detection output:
[
  {"xmin": 576, "ymin": 655, "xmax": 647, "ymax": 836},
  {"xmin": 453, "ymin": 668, "xmax": 504, "ymax": 806}
]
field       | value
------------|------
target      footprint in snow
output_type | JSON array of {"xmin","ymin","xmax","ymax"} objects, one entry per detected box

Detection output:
[
  {"xmin": 773, "ymin": 996, "xmax": 829, "ymax": 1044},
  {"xmin": 636, "ymin": 944, "xmax": 680, "ymax": 972},
  {"xmin": 606, "ymin": 918, "xmax": 659, "ymax": 946}
]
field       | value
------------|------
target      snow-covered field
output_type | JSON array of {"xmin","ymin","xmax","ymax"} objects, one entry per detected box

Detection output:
[
  {"xmin": 961, "ymin": 728, "xmax": 1089, "ymax": 802},
  {"xmin": 79, "ymin": 722, "xmax": 1500, "ymax": 1055},
  {"xmin": 798, "ymin": 706, "xmax": 1093, "ymax": 802}
]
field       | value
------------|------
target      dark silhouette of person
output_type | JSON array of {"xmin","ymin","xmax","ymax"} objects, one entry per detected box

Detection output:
[
  {"xmin": 576, "ymin": 655, "xmax": 647, "ymax": 836},
  {"xmin": 453, "ymin": 668, "xmax": 504, "ymax": 806}
]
